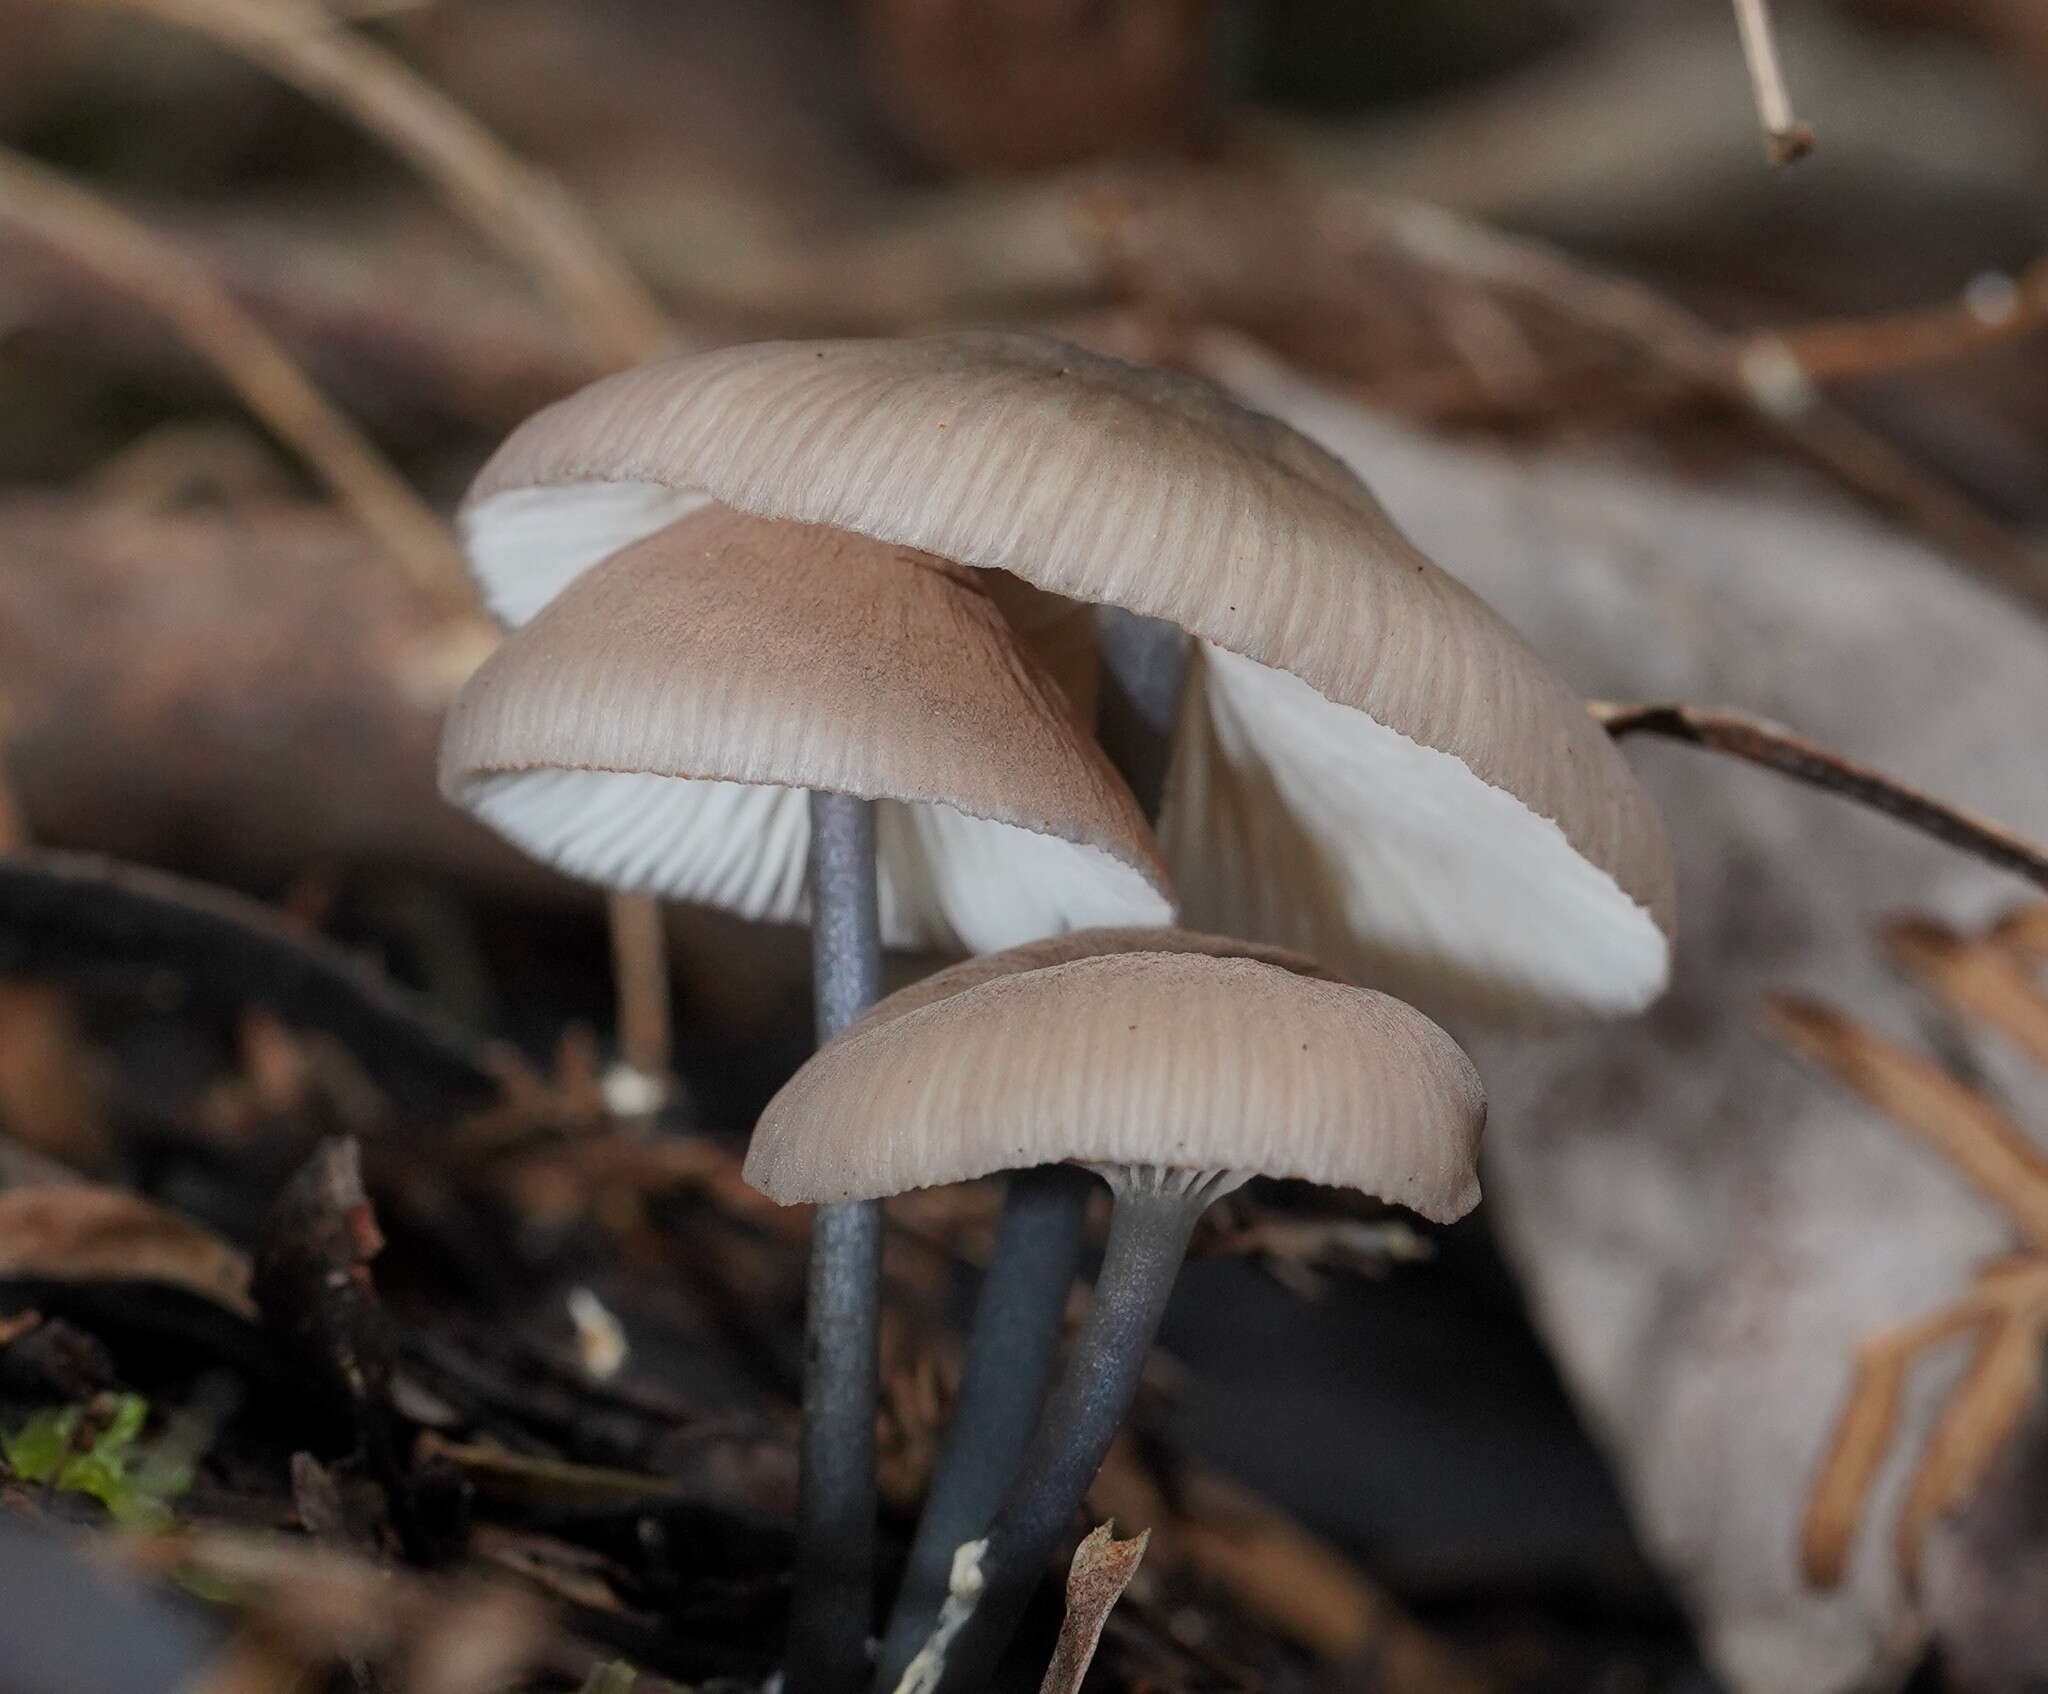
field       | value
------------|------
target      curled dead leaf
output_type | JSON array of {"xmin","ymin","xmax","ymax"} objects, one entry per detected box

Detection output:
[{"xmin": 0, "ymin": 1184, "xmax": 254, "ymax": 1318}]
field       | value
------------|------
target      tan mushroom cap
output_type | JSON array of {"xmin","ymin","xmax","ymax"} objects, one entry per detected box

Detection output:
[
  {"xmin": 743, "ymin": 936, "xmax": 1486, "ymax": 1222},
  {"xmin": 845, "ymin": 924, "xmax": 1346, "ymax": 1037},
  {"xmin": 461, "ymin": 330, "xmax": 1672, "ymax": 1023},
  {"xmin": 440, "ymin": 504, "xmax": 1174, "ymax": 953}
]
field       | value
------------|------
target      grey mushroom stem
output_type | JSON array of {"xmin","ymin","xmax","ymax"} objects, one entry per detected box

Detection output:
[
  {"xmin": 871, "ymin": 1163, "xmax": 1091, "ymax": 1688},
  {"xmin": 1093, "ymin": 606, "xmax": 1189, "ymax": 821},
  {"xmin": 788, "ymin": 790, "xmax": 885, "ymax": 1694},
  {"xmin": 922, "ymin": 1165, "xmax": 1248, "ymax": 1694},
  {"xmin": 873, "ymin": 610, "xmax": 1189, "ymax": 1693}
]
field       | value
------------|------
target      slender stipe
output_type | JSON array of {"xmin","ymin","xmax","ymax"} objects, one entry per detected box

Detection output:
[
  {"xmin": 926, "ymin": 1174, "xmax": 1221, "ymax": 1694},
  {"xmin": 789, "ymin": 791, "xmax": 884, "ymax": 1694},
  {"xmin": 872, "ymin": 1165, "xmax": 1091, "ymax": 1689},
  {"xmin": 871, "ymin": 608, "xmax": 1187, "ymax": 1691}
]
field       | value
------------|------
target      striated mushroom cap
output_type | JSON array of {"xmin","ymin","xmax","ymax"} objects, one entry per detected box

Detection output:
[
  {"xmin": 744, "ymin": 927, "xmax": 1485, "ymax": 1219},
  {"xmin": 460, "ymin": 329, "xmax": 1672, "ymax": 1025},
  {"xmin": 440, "ymin": 505, "xmax": 1173, "ymax": 952}
]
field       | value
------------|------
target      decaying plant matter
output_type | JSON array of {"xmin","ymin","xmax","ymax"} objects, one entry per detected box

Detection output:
[{"xmin": 1768, "ymin": 908, "xmax": 2048, "ymax": 1591}]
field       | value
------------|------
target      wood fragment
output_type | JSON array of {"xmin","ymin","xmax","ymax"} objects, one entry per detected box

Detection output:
[
  {"xmin": 254, "ymin": 1139, "xmax": 443, "ymax": 1561},
  {"xmin": 1037, "ymin": 1523, "xmax": 1149, "ymax": 1694},
  {"xmin": 1597, "ymin": 701, "xmax": 2048, "ymax": 892}
]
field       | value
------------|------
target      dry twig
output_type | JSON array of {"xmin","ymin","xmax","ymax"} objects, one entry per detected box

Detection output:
[
  {"xmin": 1596, "ymin": 701, "xmax": 2048, "ymax": 892},
  {"xmin": 1729, "ymin": 0, "xmax": 1816, "ymax": 164},
  {"xmin": 1743, "ymin": 260, "xmax": 2048, "ymax": 384}
]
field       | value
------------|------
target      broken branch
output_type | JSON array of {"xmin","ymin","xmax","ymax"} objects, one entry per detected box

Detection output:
[{"xmin": 1597, "ymin": 701, "xmax": 2048, "ymax": 892}]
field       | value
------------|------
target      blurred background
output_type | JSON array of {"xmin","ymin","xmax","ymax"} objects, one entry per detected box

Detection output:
[{"xmin": 2, "ymin": 2, "xmax": 2047, "ymax": 1691}]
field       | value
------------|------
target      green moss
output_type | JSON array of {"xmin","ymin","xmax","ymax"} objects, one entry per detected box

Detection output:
[{"xmin": 2, "ymin": 1394, "xmax": 194, "ymax": 1531}]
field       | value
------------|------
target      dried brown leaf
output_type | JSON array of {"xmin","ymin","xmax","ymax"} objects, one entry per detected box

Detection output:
[
  {"xmin": 1894, "ymin": 1300, "xmax": 2048, "ymax": 1586},
  {"xmin": 1762, "ymin": 996, "xmax": 2048, "ymax": 1246},
  {"xmin": 1886, "ymin": 918, "xmax": 2048, "ymax": 1072},
  {"xmin": 0, "ymin": 1184, "xmax": 254, "ymax": 1317},
  {"xmin": 1036, "ymin": 1523, "xmax": 1148, "ymax": 1694}
]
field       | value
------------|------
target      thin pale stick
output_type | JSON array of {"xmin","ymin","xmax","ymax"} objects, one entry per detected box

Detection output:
[
  {"xmin": 1597, "ymin": 702, "xmax": 2048, "ymax": 893},
  {"xmin": 0, "ymin": 146, "xmax": 464, "ymax": 607},
  {"xmin": 603, "ymin": 891, "xmax": 672, "ymax": 1111},
  {"xmin": 1729, "ymin": 0, "xmax": 1815, "ymax": 165}
]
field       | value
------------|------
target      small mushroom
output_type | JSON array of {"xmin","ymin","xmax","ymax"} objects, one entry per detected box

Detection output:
[
  {"xmin": 744, "ymin": 928, "xmax": 1485, "ymax": 1694},
  {"xmin": 460, "ymin": 328, "xmax": 1674, "ymax": 1025},
  {"xmin": 438, "ymin": 503, "xmax": 1172, "ymax": 953},
  {"xmin": 439, "ymin": 501, "xmax": 1172, "ymax": 1694}
]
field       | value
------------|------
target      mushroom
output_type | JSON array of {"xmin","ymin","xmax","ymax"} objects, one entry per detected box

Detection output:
[
  {"xmin": 456, "ymin": 328, "xmax": 1668, "ymax": 1687},
  {"xmin": 867, "ymin": 928, "xmax": 1351, "ymax": 1678},
  {"xmin": 743, "ymin": 927, "xmax": 1485, "ymax": 1694},
  {"xmin": 439, "ymin": 503, "xmax": 1171, "ymax": 954},
  {"xmin": 458, "ymin": 327, "xmax": 1675, "ymax": 1025},
  {"xmin": 439, "ymin": 501, "xmax": 1172, "ymax": 1694}
]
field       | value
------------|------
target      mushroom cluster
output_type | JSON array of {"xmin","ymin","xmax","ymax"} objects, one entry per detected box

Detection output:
[{"xmin": 438, "ymin": 330, "xmax": 1676, "ymax": 1694}]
